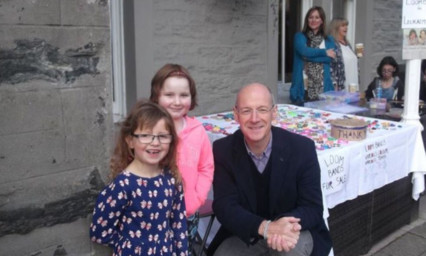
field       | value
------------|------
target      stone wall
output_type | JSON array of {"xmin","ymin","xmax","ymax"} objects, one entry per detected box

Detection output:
[
  {"xmin": 131, "ymin": 0, "xmax": 276, "ymax": 115},
  {"xmin": 153, "ymin": 0, "xmax": 270, "ymax": 115},
  {"xmin": 0, "ymin": 0, "xmax": 113, "ymax": 255},
  {"xmin": 357, "ymin": 0, "xmax": 404, "ymax": 91},
  {"xmin": 370, "ymin": 0, "xmax": 404, "ymax": 80},
  {"xmin": 0, "ymin": 0, "xmax": 406, "ymax": 255}
]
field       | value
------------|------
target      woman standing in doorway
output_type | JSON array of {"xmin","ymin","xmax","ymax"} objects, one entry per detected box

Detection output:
[
  {"xmin": 290, "ymin": 6, "xmax": 336, "ymax": 105},
  {"xmin": 328, "ymin": 17, "xmax": 359, "ymax": 91}
]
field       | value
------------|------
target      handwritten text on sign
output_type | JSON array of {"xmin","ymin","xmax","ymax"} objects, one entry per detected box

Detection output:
[
  {"xmin": 321, "ymin": 154, "xmax": 347, "ymax": 195},
  {"xmin": 402, "ymin": 0, "xmax": 426, "ymax": 28},
  {"xmin": 364, "ymin": 139, "xmax": 388, "ymax": 172}
]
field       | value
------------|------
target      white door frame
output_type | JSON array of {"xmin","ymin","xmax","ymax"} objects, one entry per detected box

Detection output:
[{"xmin": 110, "ymin": 1, "xmax": 127, "ymax": 122}]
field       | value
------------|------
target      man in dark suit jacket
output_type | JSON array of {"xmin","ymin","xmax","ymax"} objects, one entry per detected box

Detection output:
[{"xmin": 209, "ymin": 83, "xmax": 332, "ymax": 256}]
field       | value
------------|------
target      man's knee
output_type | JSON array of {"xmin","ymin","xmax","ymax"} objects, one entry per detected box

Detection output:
[
  {"xmin": 214, "ymin": 236, "xmax": 264, "ymax": 256},
  {"xmin": 287, "ymin": 231, "xmax": 313, "ymax": 256}
]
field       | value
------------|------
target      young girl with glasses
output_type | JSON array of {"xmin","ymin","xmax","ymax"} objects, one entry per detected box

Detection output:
[
  {"xmin": 90, "ymin": 100, "xmax": 188, "ymax": 256},
  {"xmin": 150, "ymin": 64, "xmax": 214, "ymax": 255}
]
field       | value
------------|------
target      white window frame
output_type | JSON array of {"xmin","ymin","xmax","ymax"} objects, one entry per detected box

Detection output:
[
  {"xmin": 110, "ymin": 1, "xmax": 127, "ymax": 122},
  {"xmin": 344, "ymin": 0, "xmax": 357, "ymax": 47},
  {"xmin": 280, "ymin": 0, "xmax": 312, "ymax": 88}
]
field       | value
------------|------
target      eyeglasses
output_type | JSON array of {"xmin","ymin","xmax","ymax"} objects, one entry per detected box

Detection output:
[
  {"xmin": 382, "ymin": 69, "xmax": 394, "ymax": 74},
  {"xmin": 131, "ymin": 134, "xmax": 173, "ymax": 144},
  {"xmin": 236, "ymin": 105, "xmax": 275, "ymax": 116}
]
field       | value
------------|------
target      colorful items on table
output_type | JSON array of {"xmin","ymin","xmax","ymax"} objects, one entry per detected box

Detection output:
[
  {"xmin": 366, "ymin": 119, "xmax": 402, "ymax": 132},
  {"xmin": 275, "ymin": 107, "xmax": 349, "ymax": 150},
  {"xmin": 202, "ymin": 123, "xmax": 229, "ymax": 135},
  {"xmin": 201, "ymin": 112, "xmax": 234, "ymax": 121},
  {"xmin": 199, "ymin": 105, "xmax": 403, "ymax": 151}
]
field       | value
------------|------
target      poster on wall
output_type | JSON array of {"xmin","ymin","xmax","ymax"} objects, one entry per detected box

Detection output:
[{"xmin": 401, "ymin": 0, "xmax": 426, "ymax": 59}]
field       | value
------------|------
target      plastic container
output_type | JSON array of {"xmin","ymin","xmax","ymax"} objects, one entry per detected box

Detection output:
[
  {"xmin": 369, "ymin": 98, "xmax": 387, "ymax": 110},
  {"xmin": 376, "ymin": 87, "xmax": 383, "ymax": 99},
  {"xmin": 319, "ymin": 91, "xmax": 360, "ymax": 103}
]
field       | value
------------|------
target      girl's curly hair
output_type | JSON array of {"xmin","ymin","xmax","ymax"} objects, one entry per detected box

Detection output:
[{"xmin": 109, "ymin": 100, "xmax": 181, "ymax": 184}]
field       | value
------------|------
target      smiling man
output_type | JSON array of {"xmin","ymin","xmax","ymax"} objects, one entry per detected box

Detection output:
[{"xmin": 209, "ymin": 83, "xmax": 332, "ymax": 256}]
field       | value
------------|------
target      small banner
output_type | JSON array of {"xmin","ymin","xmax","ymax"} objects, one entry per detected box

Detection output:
[{"xmin": 402, "ymin": 1, "xmax": 426, "ymax": 59}]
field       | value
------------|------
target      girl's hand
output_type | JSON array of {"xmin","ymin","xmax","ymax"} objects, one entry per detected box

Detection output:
[{"xmin": 326, "ymin": 49, "xmax": 336, "ymax": 59}]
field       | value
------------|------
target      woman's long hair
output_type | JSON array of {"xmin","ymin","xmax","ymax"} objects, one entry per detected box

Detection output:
[
  {"xmin": 328, "ymin": 17, "xmax": 350, "ymax": 47},
  {"xmin": 150, "ymin": 63, "xmax": 198, "ymax": 110},
  {"xmin": 302, "ymin": 6, "xmax": 327, "ymax": 39}
]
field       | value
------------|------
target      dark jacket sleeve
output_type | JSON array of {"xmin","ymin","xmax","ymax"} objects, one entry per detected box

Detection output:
[
  {"xmin": 420, "ymin": 81, "xmax": 426, "ymax": 102},
  {"xmin": 365, "ymin": 78, "xmax": 377, "ymax": 101},
  {"xmin": 212, "ymin": 137, "xmax": 264, "ymax": 244},
  {"xmin": 396, "ymin": 77, "xmax": 405, "ymax": 101},
  {"xmin": 274, "ymin": 134, "xmax": 324, "ymax": 230}
]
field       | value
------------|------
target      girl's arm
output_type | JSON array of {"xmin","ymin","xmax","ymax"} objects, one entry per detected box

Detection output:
[
  {"xmin": 89, "ymin": 179, "xmax": 128, "ymax": 247},
  {"xmin": 171, "ymin": 183, "xmax": 188, "ymax": 256},
  {"xmin": 195, "ymin": 131, "xmax": 214, "ymax": 207}
]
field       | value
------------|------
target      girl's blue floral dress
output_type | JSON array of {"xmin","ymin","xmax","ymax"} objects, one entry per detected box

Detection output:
[{"xmin": 90, "ymin": 170, "xmax": 188, "ymax": 256}]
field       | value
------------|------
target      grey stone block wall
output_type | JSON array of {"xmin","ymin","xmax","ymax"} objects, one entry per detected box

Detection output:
[
  {"xmin": 0, "ymin": 0, "xmax": 406, "ymax": 255},
  {"xmin": 0, "ymin": 0, "xmax": 112, "ymax": 255},
  {"xmin": 361, "ymin": 0, "xmax": 404, "ymax": 89},
  {"xmin": 150, "ymin": 0, "xmax": 270, "ymax": 115}
]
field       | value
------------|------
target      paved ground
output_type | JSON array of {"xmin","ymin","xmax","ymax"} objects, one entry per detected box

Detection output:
[{"xmin": 362, "ymin": 194, "xmax": 426, "ymax": 256}]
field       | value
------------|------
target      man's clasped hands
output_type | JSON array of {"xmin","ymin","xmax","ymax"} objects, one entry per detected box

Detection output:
[{"xmin": 259, "ymin": 217, "xmax": 302, "ymax": 252}]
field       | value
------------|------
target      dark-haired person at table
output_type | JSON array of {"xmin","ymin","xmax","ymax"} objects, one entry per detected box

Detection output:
[
  {"xmin": 209, "ymin": 83, "xmax": 332, "ymax": 256},
  {"xmin": 365, "ymin": 56, "xmax": 404, "ymax": 101}
]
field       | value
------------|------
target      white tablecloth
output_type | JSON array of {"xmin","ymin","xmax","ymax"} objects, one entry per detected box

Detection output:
[{"xmin": 197, "ymin": 104, "xmax": 426, "ymax": 212}]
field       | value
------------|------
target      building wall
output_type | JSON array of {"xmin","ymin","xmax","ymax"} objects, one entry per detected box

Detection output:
[
  {"xmin": 0, "ymin": 0, "xmax": 113, "ymax": 255},
  {"xmin": 356, "ymin": 0, "xmax": 404, "ymax": 91},
  {"xmin": 0, "ymin": 0, "xmax": 406, "ymax": 255},
  {"xmin": 129, "ymin": 0, "xmax": 278, "ymax": 115}
]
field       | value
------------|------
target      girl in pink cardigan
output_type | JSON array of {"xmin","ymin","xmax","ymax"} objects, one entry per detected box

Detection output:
[{"xmin": 150, "ymin": 64, "xmax": 214, "ymax": 255}]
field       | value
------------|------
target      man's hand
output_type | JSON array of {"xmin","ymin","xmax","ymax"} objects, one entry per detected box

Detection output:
[{"xmin": 266, "ymin": 217, "xmax": 301, "ymax": 252}]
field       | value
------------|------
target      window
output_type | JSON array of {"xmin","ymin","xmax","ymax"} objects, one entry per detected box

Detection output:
[{"xmin": 110, "ymin": 1, "xmax": 127, "ymax": 122}]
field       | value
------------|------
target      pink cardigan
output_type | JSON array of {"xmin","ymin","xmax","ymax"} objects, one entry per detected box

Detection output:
[{"xmin": 177, "ymin": 116, "xmax": 214, "ymax": 216}]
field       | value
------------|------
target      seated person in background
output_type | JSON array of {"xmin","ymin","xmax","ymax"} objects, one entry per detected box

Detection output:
[
  {"xmin": 365, "ymin": 56, "xmax": 404, "ymax": 102},
  {"xmin": 420, "ymin": 59, "xmax": 426, "ymax": 102},
  {"xmin": 209, "ymin": 83, "xmax": 332, "ymax": 256}
]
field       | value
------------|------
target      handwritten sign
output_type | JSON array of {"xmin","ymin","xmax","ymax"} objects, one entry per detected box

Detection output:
[
  {"xmin": 402, "ymin": 0, "xmax": 426, "ymax": 59},
  {"xmin": 364, "ymin": 139, "xmax": 389, "ymax": 172},
  {"xmin": 320, "ymin": 154, "xmax": 347, "ymax": 196},
  {"xmin": 402, "ymin": 0, "xmax": 426, "ymax": 28}
]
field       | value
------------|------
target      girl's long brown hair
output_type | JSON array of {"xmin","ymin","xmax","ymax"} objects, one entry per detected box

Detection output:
[
  {"xmin": 150, "ymin": 63, "xmax": 198, "ymax": 110},
  {"xmin": 109, "ymin": 100, "xmax": 181, "ymax": 183}
]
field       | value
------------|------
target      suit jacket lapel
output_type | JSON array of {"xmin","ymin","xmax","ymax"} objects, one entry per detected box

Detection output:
[
  {"xmin": 269, "ymin": 127, "xmax": 291, "ymax": 215},
  {"xmin": 232, "ymin": 130, "xmax": 257, "ymax": 212}
]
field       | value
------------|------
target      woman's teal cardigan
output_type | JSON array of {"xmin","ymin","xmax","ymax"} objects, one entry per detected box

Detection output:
[{"xmin": 290, "ymin": 32, "xmax": 336, "ymax": 104}]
